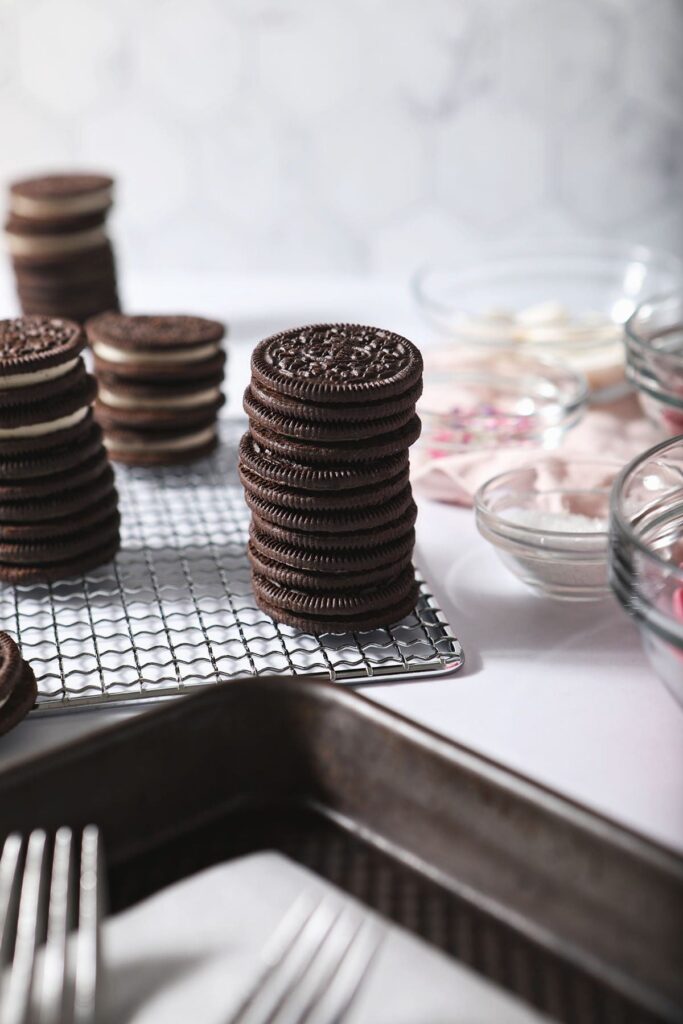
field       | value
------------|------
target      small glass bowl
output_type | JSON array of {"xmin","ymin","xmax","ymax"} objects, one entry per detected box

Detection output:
[
  {"xmin": 413, "ymin": 240, "xmax": 683, "ymax": 402},
  {"xmin": 609, "ymin": 436, "xmax": 683, "ymax": 708},
  {"xmin": 625, "ymin": 290, "xmax": 683, "ymax": 437},
  {"xmin": 475, "ymin": 458, "xmax": 621, "ymax": 601},
  {"xmin": 416, "ymin": 352, "xmax": 588, "ymax": 459}
]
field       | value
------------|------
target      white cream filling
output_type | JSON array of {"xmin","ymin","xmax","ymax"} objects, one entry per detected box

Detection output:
[
  {"xmin": 98, "ymin": 386, "xmax": 221, "ymax": 410},
  {"xmin": 6, "ymin": 226, "xmax": 108, "ymax": 257},
  {"xmin": 105, "ymin": 425, "xmax": 216, "ymax": 452},
  {"xmin": 93, "ymin": 340, "xmax": 220, "ymax": 365},
  {"xmin": 10, "ymin": 187, "xmax": 113, "ymax": 220},
  {"xmin": 0, "ymin": 358, "xmax": 79, "ymax": 391},
  {"xmin": 0, "ymin": 406, "xmax": 88, "ymax": 439}
]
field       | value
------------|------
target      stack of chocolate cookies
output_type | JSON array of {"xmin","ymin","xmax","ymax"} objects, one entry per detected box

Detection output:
[
  {"xmin": 0, "ymin": 316, "xmax": 120, "ymax": 583},
  {"xmin": 0, "ymin": 632, "xmax": 37, "ymax": 735},
  {"xmin": 86, "ymin": 313, "xmax": 226, "ymax": 466},
  {"xmin": 240, "ymin": 323, "xmax": 423, "ymax": 633},
  {"xmin": 5, "ymin": 173, "xmax": 119, "ymax": 322}
]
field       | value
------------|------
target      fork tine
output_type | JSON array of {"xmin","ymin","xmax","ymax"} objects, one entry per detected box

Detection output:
[
  {"xmin": 0, "ymin": 836, "xmax": 24, "ymax": 966},
  {"xmin": 231, "ymin": 898, "xmax": 336, "ymax": 1024},
  {"xmin": 302, "ymin": 916, "xmax": 384, "ymax": 1024},
  {"xmin": 35, "ymin": 828, "xmax": 74, "ymax": 1024},
  {"xmin": 72, "ymin": 826, "xmax": 101, "ymax": 1024},
  {"xmin": 0, "ymin": 830, "xmax": 49, "ymax": 1024}
]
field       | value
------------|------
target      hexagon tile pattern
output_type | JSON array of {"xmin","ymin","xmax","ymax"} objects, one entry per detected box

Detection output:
[{"xmin": 1, "ymin": 0, "xmax": 682, "ymax": 273}]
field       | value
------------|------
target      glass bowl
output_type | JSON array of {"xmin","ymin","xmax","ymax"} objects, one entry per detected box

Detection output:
[
  {"xmin": 609, "ymin": 436, "xmax": 683, "ymax": 708},
  {"xmin": 475, "ymin": 458, "xmax": 621, "ymax": 601},
  {"xmin": 625, "ymin": 290, "xmax": 683, "ymax": 437},
  {"xmin": 413, "ymin": 240, "xmax": 683, "ymax": 402},
  {"xmin": 417, "ymin": 352, "xmax": 587, "ymax": 459}
]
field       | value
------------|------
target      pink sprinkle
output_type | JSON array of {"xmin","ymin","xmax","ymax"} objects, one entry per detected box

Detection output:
[{"xmin": 673, "ymin": 587, "xmax": 683, "ymax": 624}]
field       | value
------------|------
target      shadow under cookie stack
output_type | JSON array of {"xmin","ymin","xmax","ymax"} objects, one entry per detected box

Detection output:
[
  {"xmin": 5, "ymin": 173, "xmax": 119, "ymax": 323},
  {"xmin": 87, "ymin": 313, "xmax": 227, "ymax": 466},
  {"xmin": 0, "ymin": 316, "xmax": 120, "ymax": 583},
  {"xmin": 239, "ymin": 324, "xmax": 423, "ymax": 633}
]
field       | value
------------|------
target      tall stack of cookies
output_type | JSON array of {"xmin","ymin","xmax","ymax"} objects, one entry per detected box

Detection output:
[
  {"xmin": 86, "ymin": 313, "xmax": 226, "ymax": 466},
  {"xmin": 0, "ymin": 316, "xmax": 120, "ymax": 583},
  {"xmin": 239, "ymin": 324, "xmax": 423, "ymax": 633},
  {"xmin": 5, "ymin": 173, "xmax": 119, "ymax": 322}
]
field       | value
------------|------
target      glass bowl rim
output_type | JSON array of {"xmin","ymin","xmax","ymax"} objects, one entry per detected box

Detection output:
[
  {"xmin": 474, "ymin": 457, "xmax": 621, "ymax": 540},
  {"xmin": 610, "ymin": 434, "xmax": 683, "ymax": 585},
  {"xmin": 413, "ymin": 240, "xmax": 683, "ymax": 350},
  {"xmin": 419, "ymin": 355, "xmax": 590, "ymax": 419},
  {"xmin": 624, "ymin": 288, "xmax": 683, "ymax": 362}
]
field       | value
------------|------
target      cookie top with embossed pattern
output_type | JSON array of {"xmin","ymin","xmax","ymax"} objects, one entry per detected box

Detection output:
[
  {"xmin": 251, "ymin": 324, "xmax": 423, "ymax": 403},
  {"xmin": 0, "ymin": 316, "xmax": 85, "ymax": 375},
  {"xmin": 86, "ymin": 313, "xmax": 225, "ymax": 351}
]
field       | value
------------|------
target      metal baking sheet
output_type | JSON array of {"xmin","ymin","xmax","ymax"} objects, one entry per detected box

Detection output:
[
  {"xmin": 0, "ymin": 678, "xmax": 680, "ymax": 1023},
  {"xmin": 0, "ymin": 419, "xmax": 463, "ymax": 713}
]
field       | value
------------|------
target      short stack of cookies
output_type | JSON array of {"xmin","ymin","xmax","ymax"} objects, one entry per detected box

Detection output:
[
  {"xmin": 0, "ymin": 316, "xmax": 120, "ymax": 583},
  {"xmin": 240, "ymin": 323, "xmax": 423, "ymax": 633},
  {"xmin": 0, "ymin": 631, "xmax": 37, "ymax": 735},
  {"xmin": 5, "ymin": 173, "xmax": 119, "ymax": 322},
  {"xmin": 86, "ymin": 313, "xmax": 227, "ymax": 466}
]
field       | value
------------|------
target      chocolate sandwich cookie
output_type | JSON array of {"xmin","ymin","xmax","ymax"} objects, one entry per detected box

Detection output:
[
  {"xmin": 244, "ymin": 485, "xmax": 414, "ymax": 533},
  {"xmin": 0, "ymin": 512, "xmax": 120, "ymax": 564},
  {"xmin": 102, "ymin": 421, "xmax": 219, "ymax": 466},
  {"xmin": 95, "ymin": 391, "xmax": 224, "ymax": 430},
  {"xmin": 0, "ymin": 411, "xmax": 99, "ymax": 463},
  {"xmin": 0, "ymin": 315, "xmax": 85, "ymax": 373},
  {"xmin": 0, "ymin": 419, "xmax": 102, "ymax": 479},
  {"xmin": 9, "ymin": 173, "xmax": 114, "ymax": 220},
  {"xmin": 238, "ymin": 462, "xmax": 410, "ymax": 511},
  {"xmin": 250, "ymin": 501, "xmax": 418, "ymax": 551},
  {"xmin": 254, "ymin": 589, "xmax": 419, "ymax": 635},
  {"xmin": 0, "ymin": 489, "xmax": 119, "ymax": 540},
  {"xmin": 247, "ymin": 542, "xmax": 412, "ymax": 592},
  {"xmin": 0, "ymin": 632, "xmax": 37, "ymax": 735},
  {"xmin": 0, "ymin": 447, "xmax": 110, "ymax": 501},
  {"xmin": 251, "ymin": 323, "xmax": 423, "ymax": 405},
  {"xmin": 0, "ymin": 358, "xmax": 89, "ymax": 407},
  {"xmin": 248, "ymin": 416, "xmax": 421, "ymax": 465},
  {"xmin": 248, "ymin": 376, "xmax": 423, "ymax": 424},
  {"xmin": 238, "ymin": 434, "xmax": 409, "ymax": 492},
  {"xmin": 243, "ymin": 387, "xmax": 416, "ymax": 441},
  {"xmin": 13, "ymin": 242, "xmax": 116, "ymax": 278},
  {"xmin": 87, "ymin": 313, "xmax": 226, "ymax": 381},
  {"xmin": 0, "ymin": 534, "xmax": 120, "ymax": 585},
  {"xmin": 249, "ymin": 524, "xmax": 416, "ymax": 573},
  {"xmin": 6, "ymin": 208, "xmax": 110, "ymax": 237},
  {"xmin": 0, "ymin": 464, "xmax": 114, "ymax": 522},
  {"xmin": 0, "ymin": 372, "xmax": 96, "ymax": 429},
  {"xmin": 254, "ymin": 566, "xmax": 417, "ymax": 616}
]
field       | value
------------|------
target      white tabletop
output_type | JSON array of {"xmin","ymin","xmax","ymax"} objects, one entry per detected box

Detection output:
[{"xmin": 1, "ymin": 272, "xmax": 683, "ymax": 858}]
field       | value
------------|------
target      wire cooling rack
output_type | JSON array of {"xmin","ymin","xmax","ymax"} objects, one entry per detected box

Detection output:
[{"xmin": 1, "ymin": 420, "xmax": 463, "ymax": 714}]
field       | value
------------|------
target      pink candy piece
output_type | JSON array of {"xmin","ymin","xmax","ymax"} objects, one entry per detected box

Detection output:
[{"xmin": 673, "ymin": 587, "xmax": 683, "ymax": 624}]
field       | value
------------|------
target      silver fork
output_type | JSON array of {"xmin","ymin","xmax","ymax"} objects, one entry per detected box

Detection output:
[
  {"xmin": 0, "ymin": 826, "xmax": 103, "ymax": 1024},
  {"xmin": 229, "ymin": 895, "xmax": 384, "ymax": 1024}
]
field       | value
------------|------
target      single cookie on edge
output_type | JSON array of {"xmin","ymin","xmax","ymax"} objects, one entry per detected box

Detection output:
[{"xmin": 0, "ymin": 632, "xmax": 37, "ymax": 735}]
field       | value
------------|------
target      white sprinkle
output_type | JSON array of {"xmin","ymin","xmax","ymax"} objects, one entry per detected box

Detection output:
[{"xmin": 504, "ymin": 507, "xmax": 608, "ymax": 533}]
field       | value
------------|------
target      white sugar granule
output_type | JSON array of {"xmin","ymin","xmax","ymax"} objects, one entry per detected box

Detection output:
[{"xmin": 504, "ymin": 507, "xmax": 608, "ymax": 533}]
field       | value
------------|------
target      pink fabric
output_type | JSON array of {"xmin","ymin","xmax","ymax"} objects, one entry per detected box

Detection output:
[{"xmin": 411, "ymin": 395, "xmax": 663, "ymax": 506}]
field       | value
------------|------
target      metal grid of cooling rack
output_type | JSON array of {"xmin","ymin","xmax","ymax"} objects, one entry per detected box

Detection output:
[{"xmin": 0, "ymin": 420, "xmax": 463, "ymax": 714}]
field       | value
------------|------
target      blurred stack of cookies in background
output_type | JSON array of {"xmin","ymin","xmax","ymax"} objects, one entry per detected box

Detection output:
[
  {"xmin": 5, "ymin": 173, "xmax": 120, "ymax": 323},
  {"xmin": 86, "ymin": 312, "xmax": 227, "ymax": 466}
]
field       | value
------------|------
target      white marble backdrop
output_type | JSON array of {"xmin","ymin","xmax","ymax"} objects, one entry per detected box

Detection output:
[{"xmin": 0, "ymin": 0, "xmax": 681, "ymax": 274}]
